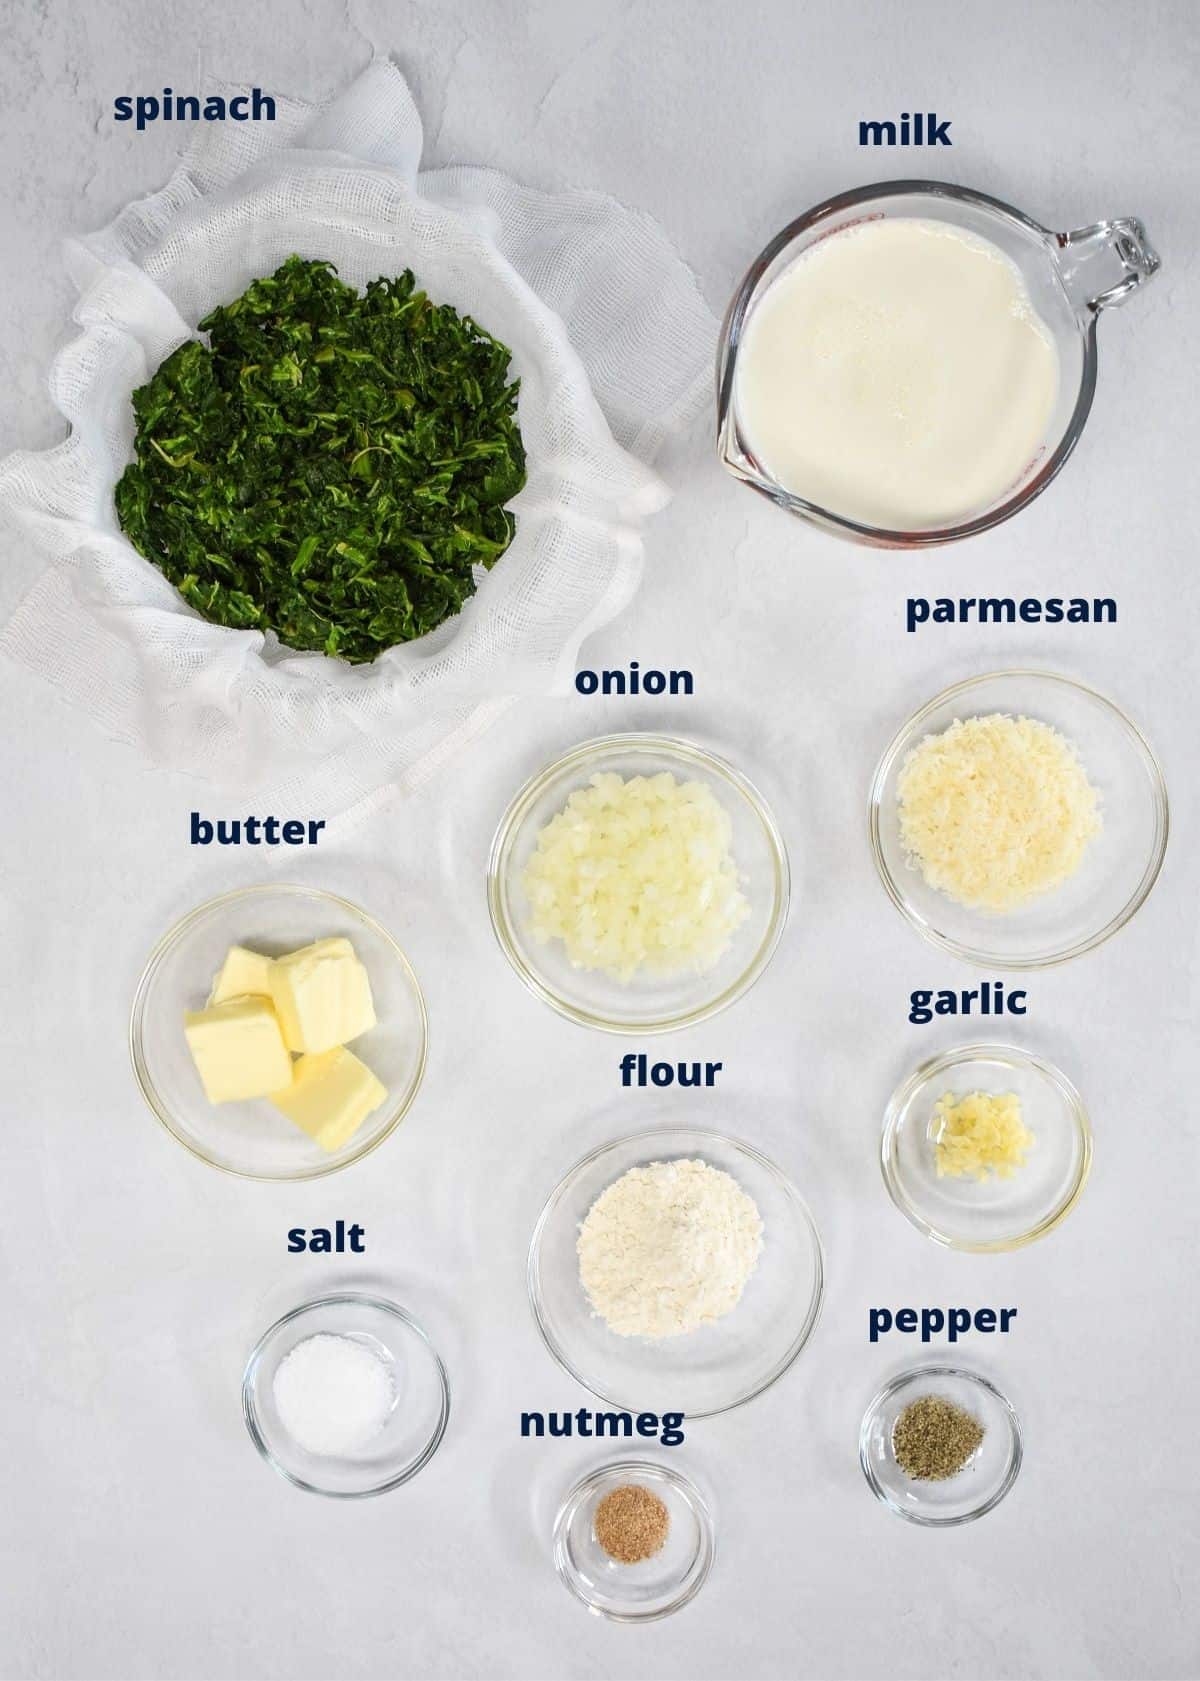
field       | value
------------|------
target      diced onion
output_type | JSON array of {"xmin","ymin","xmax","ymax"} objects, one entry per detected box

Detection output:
[{"xmin": 521, "ymin": 771, "xmax": 750, "ymax": 981}]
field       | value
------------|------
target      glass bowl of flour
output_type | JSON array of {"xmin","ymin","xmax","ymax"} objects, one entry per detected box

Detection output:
[{"xmin": 528, "ymin": 1128, "xmax": 824, "ymax": 1417}]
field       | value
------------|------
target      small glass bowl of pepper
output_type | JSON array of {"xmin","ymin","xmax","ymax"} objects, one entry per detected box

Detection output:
[{"xmin": 859, "ymin": 1365, "xmax": 1022, "ymax": 1526}]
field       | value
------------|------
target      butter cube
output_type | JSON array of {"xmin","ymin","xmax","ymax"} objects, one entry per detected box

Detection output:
[
  {"xmin": 268, "ymin": 937, "xmax": 376, "ymax": 1054},
  {"xmin": 208, "ymin": 944, "xmax": 274, "ymax": 1005},
  {"xmin": 183, "ymin": 997, "xmax": 293, "ymax": 1104},
  {"xmin": 269, "ymin": 1046, "xmax": 388, "ymax": 1153}
]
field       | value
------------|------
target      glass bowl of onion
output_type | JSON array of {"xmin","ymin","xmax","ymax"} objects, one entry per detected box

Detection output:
[{"xmin": 487, "ymin": 733, "xmax": 790, "ymax": 1033}]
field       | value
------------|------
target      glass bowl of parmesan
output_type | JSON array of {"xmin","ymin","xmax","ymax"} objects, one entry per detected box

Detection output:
[
  {"xmin": 528, "ymin": 1127, "xmax": 824, "ymax": 1417},
  {"xmin": 882, "ymin": 1043, "xmax": 1092, "ymax": 1251},
  {"xmin": 869, "ymin": 670, "xmax": 1168, "ymax": 969},
  {"xmin": 488, "ymin": 734, "xmax": 790, "ymax": 1033}
]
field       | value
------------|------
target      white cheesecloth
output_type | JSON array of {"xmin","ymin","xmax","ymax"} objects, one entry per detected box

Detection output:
[{"xmin": 0, "ymin": 60, "xmax": 715, "ymax": 811}]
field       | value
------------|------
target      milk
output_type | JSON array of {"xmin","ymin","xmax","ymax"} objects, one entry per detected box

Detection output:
[{"xmin": 735, "ymin": 218, "xmax": 1060, "ymax": 531}]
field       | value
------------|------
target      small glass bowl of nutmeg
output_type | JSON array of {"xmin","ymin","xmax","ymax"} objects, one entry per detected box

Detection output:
[{"xmin": 553, "ymin": 1460, "xmax": 714, "ymax": 1622}]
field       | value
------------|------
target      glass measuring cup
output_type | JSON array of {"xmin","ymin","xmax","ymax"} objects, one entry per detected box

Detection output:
[{"xmin": 716, "ymin": 180, "xmax": 1160, "ymax": 546}]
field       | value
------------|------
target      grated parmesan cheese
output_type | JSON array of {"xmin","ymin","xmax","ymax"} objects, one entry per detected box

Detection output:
[
  {"xmin": 522, "ymin": 771, "xmax": 750, "ymax": 981},
  {"xmin": 931, "ymin": 1089, "xmax": 1035, "ymax": 1181},
  {"xmin": 896, "ymin": 712, "xmax": 1101, "ymax": 913},
  {"xmin": 577, "ymin": 1158, "xmax": 764, "ymax": 1338}
]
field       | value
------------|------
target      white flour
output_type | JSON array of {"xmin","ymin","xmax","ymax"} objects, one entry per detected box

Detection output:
[{"xmin": 577, "ymin": 1158, "xmax": 764, "ymax": 1338}]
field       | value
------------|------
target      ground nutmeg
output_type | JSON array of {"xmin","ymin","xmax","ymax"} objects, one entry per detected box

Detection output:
[{"xmin": 593, "ymin": 1483, "xmax": 670, "ymax": 1563}]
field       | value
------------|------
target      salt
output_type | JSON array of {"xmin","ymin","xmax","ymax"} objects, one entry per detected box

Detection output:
[{"xmin": 272, "ymin": 1332, "xmax": 394, "ymax": 1457}]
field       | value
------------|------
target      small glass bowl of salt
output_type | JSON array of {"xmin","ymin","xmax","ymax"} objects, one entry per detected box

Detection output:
[{"xmin": 242, "ymin": 1293, "xmax": 449, "ymax": 1497}]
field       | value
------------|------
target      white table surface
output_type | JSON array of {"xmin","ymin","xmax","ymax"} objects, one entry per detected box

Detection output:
[{"xmin": 2, "ymin": 2, "xmax": 1198, "ymax": 1677}]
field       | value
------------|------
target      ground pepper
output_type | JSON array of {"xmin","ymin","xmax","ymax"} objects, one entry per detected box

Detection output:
[{"xmin": 893, "ymin": 1394, "xmax": 984, "ymax": 1480}]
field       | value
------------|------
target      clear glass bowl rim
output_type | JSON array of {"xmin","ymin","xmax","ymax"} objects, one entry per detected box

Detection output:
[
  {"xmin": 880, "ymin": 1040, "xmax": 1093, "ymax": 1252},
  {"xmin": 487, "ymin": 732, "xmax": 791, "ymax": 1033},
  {"xmin": 552, "ymin": 1456, "xmax": 716, "ymax": 1624},
  {"xmin": 718, "ymin": 177, "xmax": 1103, "ymax": 546},
  {"xmin": 241, "ymin": 1291, "xmax": 450, "ymax": 1499},
  {"xmin": 527, "ymin": 1125, "xmax": 825, "ymax": 1418},
  {"xmin": 129, "ymin": 882, "xmax": 430, "ymax": 1181},
  {"xmin": 859, "ymin": 1362, "xmax": 1023, "ymax": 1527},
  {"xmin": 867, "ymin": 667, "xmax": 1169, "ymax": 969}
]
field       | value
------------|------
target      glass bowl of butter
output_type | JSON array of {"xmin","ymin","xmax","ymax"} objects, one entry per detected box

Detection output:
[{"xmin": 130, "ymin": 885, "xmax": 428, "ymax": 1179}]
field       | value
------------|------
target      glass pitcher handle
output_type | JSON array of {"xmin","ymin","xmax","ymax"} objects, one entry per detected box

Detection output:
[{"xmin": 1057, "ymin": 217, "xmax": 1161, "ymax": 314}]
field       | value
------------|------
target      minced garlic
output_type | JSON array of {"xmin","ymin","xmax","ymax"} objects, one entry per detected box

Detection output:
[
  {"xmin": 931, "ymin": 1089, "xmax": 1035, "ymax": 1181},
  {"xmin": 522, "ymin": 771, "xmax": 750, "ymax": 981},
  {"xmin": 897, "ymin": 712, "xmax": 1101, "ymax": 913}
]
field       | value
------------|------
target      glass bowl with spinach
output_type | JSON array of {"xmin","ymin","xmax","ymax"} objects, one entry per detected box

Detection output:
[{"xmin": 114, "ymin": 255, "xmax": 526, "ymax": 663}]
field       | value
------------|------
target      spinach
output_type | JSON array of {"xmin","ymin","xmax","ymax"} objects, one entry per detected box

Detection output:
[{"xmin": 114, "ymin": 256, "xmax": 526, "ymax": 663}]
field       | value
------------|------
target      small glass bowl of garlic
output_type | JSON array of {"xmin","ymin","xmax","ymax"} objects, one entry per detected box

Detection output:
[
  {"xmin": 881, "ymin": 1042, "xmax": 1092, "ymax": 1252},
  {"xmin": 488, "ymin": 733, "xmax": 790, "ymax": 1033}
]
